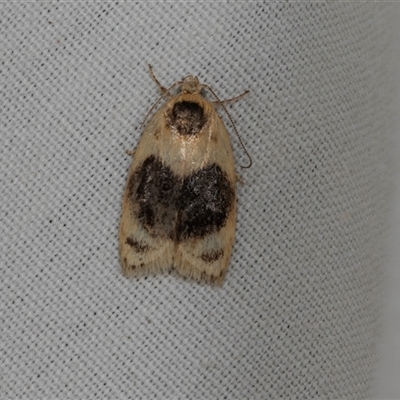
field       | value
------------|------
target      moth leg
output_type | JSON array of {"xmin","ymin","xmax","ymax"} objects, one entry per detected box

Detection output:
[
  {"xmin": 125, "ymin": 149, "xmax": 136, "ymax": 156},
  {"xmin": 236, "ymin": 174, "xmax": 244, "ymax": 184}
]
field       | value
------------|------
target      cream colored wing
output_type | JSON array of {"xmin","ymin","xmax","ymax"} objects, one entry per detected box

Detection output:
[
  {"xmin": 119, "ymin": 107, "xmax": 176, "ymax": 277},
  {"xmin": 119, "ymin": 196, "xmax": 175, "ymax": 278},
  {"xmin": 172, "ymin": 108, "xmax": 237, "ymax": 284}
]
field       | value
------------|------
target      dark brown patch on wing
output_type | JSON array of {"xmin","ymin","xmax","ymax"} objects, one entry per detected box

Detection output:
[
  {"xmin": 168, "ymin": 100, "xmax": 206, "ymax": 136},
  {"xmin": 201, "ymin": 249, "xmax": 224, "ymax": 263},
  {"xmin": 128, "ymin": 157, "xmax": 234, "ymax": 242},
  {"xmin": 128, "ymin": 155, "xmax": 180, "ymax": 238},
  {"xmin": 176, "ymin": 164, "xmax": 234, "ymax": 241},
  {"xmin": 126, "ymin": 237, "xmax": 150, "ymax": 253}
]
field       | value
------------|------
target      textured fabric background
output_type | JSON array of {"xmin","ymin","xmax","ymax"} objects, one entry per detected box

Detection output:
[
  {"xmin": 1, "ymin": 3, "xmax": 397, "ymax": 399},
  {"xmin": 373, "ymin": 17, "xmax": 400, "ymax": 399}
]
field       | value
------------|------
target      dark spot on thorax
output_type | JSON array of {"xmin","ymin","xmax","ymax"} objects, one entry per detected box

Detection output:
[{"xmin": 168, "ymin": 100, "xmax": 206, "ymax": 136}]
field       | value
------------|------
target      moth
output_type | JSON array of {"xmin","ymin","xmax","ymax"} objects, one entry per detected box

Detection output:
[{"xmin": 119, "ymin": 65, "xmax": 250, "ymax": 284}]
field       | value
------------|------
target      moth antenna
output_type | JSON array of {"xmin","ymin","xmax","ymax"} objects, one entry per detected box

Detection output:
[
  {"xmin": 140, "ymin": 93, "xmax": 167, "ymax": 130},
  {"xmin": 211, "ymin": 90, "xmax": 250, "ymax": 105},
  {"xmin": 203, "ymin": 84, "xmax": 252, "ymax": 169},
  {"xmin": 148, "ymin": 64, "xmax": 168, "ymax": 95},
  {"xmin": 140, "ymin": 65, "xmax": 182, "ymax": 129}
]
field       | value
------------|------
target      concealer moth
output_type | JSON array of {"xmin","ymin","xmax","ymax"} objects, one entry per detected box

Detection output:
[{"xmin": 119, "ymin": 65, "xmax": 249, "ymax": 284}]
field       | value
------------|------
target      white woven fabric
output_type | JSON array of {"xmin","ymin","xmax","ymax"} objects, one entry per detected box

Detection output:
[{"xmin": 1, "ymin": 3, "xmax": 396, "ymax": 399}]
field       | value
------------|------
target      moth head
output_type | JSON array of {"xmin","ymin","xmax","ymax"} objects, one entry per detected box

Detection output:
[{"xmin": 180, "ymin": 75, "xmax": 202, "ymax": 94}]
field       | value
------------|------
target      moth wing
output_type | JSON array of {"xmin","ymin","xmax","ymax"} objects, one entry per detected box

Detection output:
[
  {"xmin": 119, "ymin": 109, "xmax": 175, "ymax": 277},
  {"xmin": 174, "ymin": 203, "xmax": 236, "ymax": 284},
  {"xmin": 173, "ymin": 109, "xmax": 237, "ymax": 284},
  {"xmin": 119, "ymin": 204, "xmax": 175, "ymax": 278}
]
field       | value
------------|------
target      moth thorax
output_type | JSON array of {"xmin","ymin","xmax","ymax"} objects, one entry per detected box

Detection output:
[{"xmin": 181, "ymin": 75, "xmax": 202, "ymax": 94}]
